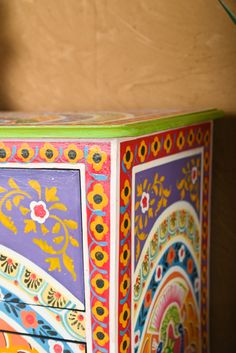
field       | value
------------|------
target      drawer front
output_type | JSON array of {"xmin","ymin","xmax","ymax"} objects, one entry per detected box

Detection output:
[{"xmin": 0, "ymin": 167, "xmax": 87, "ymax": 345}]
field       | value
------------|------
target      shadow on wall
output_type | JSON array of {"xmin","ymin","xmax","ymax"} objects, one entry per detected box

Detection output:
[
  {"xmin": 210, "ymin": 116, "xmax": 236, "ymax": 353},
  {"xmin": 0, "ymin": 1, "xmax": 15, "ymax": 110}
]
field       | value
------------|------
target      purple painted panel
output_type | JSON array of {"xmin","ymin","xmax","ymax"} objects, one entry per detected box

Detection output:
[
  {"xmin": 134, "ymin": 153, "xmax": 202, "ymax": 267},
  {"xmin": 0, "ymin": 168, "xmax": 85, "ymax": 304}
]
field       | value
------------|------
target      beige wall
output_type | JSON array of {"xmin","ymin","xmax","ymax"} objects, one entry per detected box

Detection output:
[
  {"xmin": 0, "ymin": 2, "xmax": 235, "ymax": 353},
  {"xmin": 0, "ymin": 0, "xmax": 235, "ymax": 113}
]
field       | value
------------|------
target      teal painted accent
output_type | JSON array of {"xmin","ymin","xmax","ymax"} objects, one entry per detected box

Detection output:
[
  {"xmin": 219, "ymin": 0, "xmax": 236, "ymax": 24},
  {"xmin": 0, "ymin": 109, "xmax": 223, "ymax": 139}
]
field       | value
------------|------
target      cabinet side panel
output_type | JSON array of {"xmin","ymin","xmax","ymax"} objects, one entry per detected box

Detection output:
[{"xmin": 119, "ymin": 123, "xmax": 212, "ymax": 353}]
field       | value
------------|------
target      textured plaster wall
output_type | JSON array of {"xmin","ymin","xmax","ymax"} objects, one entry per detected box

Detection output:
[
  {"xmin": 0, "ymin": 2, "xmax": 235, "ymax": 353},
  {"xmin": 0, "ymin": 0, "xmax": 235, "ymax": 112}
]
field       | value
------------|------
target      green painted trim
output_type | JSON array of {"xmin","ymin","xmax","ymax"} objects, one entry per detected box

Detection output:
[{"xmin": 0, "ymin": 109, "xmax": 223, "ymax": 139}]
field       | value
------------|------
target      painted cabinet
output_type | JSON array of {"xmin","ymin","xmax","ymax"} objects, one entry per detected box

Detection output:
[{"xmin": 0, "ymin": 109, "xmax": 222, "ymax": 353}]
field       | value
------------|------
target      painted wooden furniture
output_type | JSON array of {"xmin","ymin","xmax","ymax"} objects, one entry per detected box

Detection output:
[{"xmin": 0, "ymin": 109, "xmax": 223, "ymax": 353}]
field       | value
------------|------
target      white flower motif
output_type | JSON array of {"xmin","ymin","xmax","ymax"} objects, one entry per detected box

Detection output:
[
  {"xmin": 191, "ymin": 166, "xmax": 198, "ymax": 185},
  {"xmin": 48, "ymin": 340, "xmax": 64, "ymax": 353},
  {"xmin": 134, "ymin": 330, "xmax": 141, "ymax": 348},
  {"xmin": 30, "ymin": 201, "xmax": 49, "ymax": 224},
  {"xmin": 178, "ymin": 245, "xmax": 185, "ymax": 262},
  {"xmin": 155, "ymin": 265, "xmax": 163, "ymax": 282},
  {"xmin": 140, "ymin": 192, "xmax": 150, "ymax": 214}
]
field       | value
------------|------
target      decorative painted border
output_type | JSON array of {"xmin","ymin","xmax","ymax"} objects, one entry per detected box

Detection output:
[
  {"xmin": 119, "ymin": 122, "xmax": 212, "ymax": 353},
  {"xmin": 0, "ymin": 141, "xmax": 111, "ymax": 353}
]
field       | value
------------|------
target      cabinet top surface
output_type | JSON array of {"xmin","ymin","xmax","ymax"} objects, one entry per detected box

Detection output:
[{"xmin": 0, "ymin": 109, "xmax": 223, "ymax": 138}]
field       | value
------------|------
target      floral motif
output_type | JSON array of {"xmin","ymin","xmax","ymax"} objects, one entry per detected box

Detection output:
[
  {"xmin": 21, "ymin": 310, "xmax": 38, "ymax": 329},
  {"xmin": 123, "ymin": 146, "xmax": 133, "ymax": 170},
  {"xmin": 47, "ymin": 288, "xmax": 67, "ymax": 307},
  {"xmin": 121, "ymin": 179, "xmax": 131, "ymax": 206},
  {"xmin": 119, "ymin": 303, "xmax": 130, "ymax": 328},
  {"xmin": 90, "ymin": 216, "xmax": 108, "ymax": 240},
  {"xmin": 67, "ymin": 310, "xmax": 86, "ymax": 334},
  {"xmin": 87, "ymin": 146, "xmax": 107, "ymax": 171},
  {"xmin": 0, "ymin": 255, "xmax": 18, "ymax": 275},
  {"xmin": 121, "ymin": 212, "xmax": 131, "ymax": 237},
  {"xmin": 163, "ymin": 133, "xmax": 172, "ymax": 153},
  {"xmin": 39, "ymin": 143, "xmax": 59, "ymax": 162},
  {"xmin": 177, "ymin": 158, "xmax": 201, "ymax": 210},
  {"xmin": 134, "ymin": 330, "xmax": 141, "ymax": 349},
  {"xmin": 144, "ymin": 289, "xmax": 152, "ymax": 308},
  {"xmin": 30, "ymin": 201, "xmax": 49, "ymax": 224},
  {"xmin": 178, "ymin": 245, "xmax": 185, "ymax": 262},
  {"xmin": 176, "ymin": 131, "xmax": 185, "ymax": 150},
  {"xmin": 64, "ymin": 144, "xmax": 83, "ymax": 163},
  {"xmin": 0, "ymin": 142, "xmax": 11, "ymax": 162},
  {"xmin": 187, "ymin": 128, "xmax": 195, "ymax": 146},
  {"xmin": 87, "ymin": 183, "xmax": 108, "ymax": 210},
  {"xmin": 120, "ymin": 273, "xmax": 130, "ymax": 297},
  {"xmin": 23, "ymin": 269, "xmax": 43, "ymax": 290},
  {"xmin": 140, "ymin": 191, "xmax": 150, "ymax": 214},
  {"xmin": 17, "ymin": 143, "xmax": 35, "ymax": 162},
  {"xmin": 92, "ymin": 301, "xmax": 109, "ymax": 321},
  {"xmin": 120, "ymin": 244, "xmax": 130, "ymax": 267},
  {"xmin": 93, "ymin": 326, "xmax": 109, "ymax": 346},
  {"xmin": 196, "ymin": 128, "xmax": 203, "ymax": 144},
  {"xmin": 151, "ymin": 136, "xmax": 161, "ymax": 157},
  {"xmin": 155, "ymin": 265, "xmax": 163, "ymax": 281},
  {"xmin": 91, "ymin": 273, "xmax": 109, "ymax": 295},
  {"xmin": 138, "ymin": 140, "xmax": 148, "ymax": 162},
  {"xmin": 167, "ymin": 246, "xmax": 176, "ymax": 265},
  {"xmin": 120, "ymin": 333, "xmax": 130, "ymax": 353},
  {"xmin": 91, "ymin": 246, "xmax": 108, "ymax": 267},
  {"xmin": 48, "ymin": 340, "xmax": 64, "ymax": 353}
]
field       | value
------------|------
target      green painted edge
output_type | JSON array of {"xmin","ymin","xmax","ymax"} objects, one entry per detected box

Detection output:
[{"xmin": 0, "ymin": 109, "xmax": 223, "ymax": 139}]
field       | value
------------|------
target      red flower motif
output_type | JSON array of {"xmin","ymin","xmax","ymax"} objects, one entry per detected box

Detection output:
[
  {"xmin": 167, "ymin": 246, "xmax": 175, "ymax": 265},
  {"xmin": 187, "ymin": 258, "xmax": 193, "ymax": 274},
  {"xmin": 30, "ymin": 201, "xmax": 49, "ymax": 224},
  {"xmin": 21, "ymin": 310, "xmax": 38, "ymax": 329},
  {"xmin": 144, "ymin": 289, "xmax": 152, "ymax": 308}
]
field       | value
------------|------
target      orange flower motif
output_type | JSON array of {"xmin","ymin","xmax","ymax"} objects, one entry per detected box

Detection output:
[
  {"xmin": 120, "ymin": 333, "xmax": 130, "ymax": 353},
  {"xmin": 119, "ymin": 303, "xmax": 130, "ymax": 329},
  {"xmin": 121, "ymin": 179, "xmax": 131, "ymax": 206},
  {"xmin": 92, "ymin": 301, "xmax": 109, "ymax": 321},
  {"xmin": 187, "ymin": 128, "xmax": 195, "ymax": 146},
  {"xmin": 144, "ymin": 289, "xmax": 152, "ymax": 308},
  {"xmin": 151, "ymin": 136, "xmax": 161, "ymax": 157},
  {"xmin": 121, "ymin": 212, "xmax": 131, "ymax": 237},
  {"xmin": 187, "ymin": 258, "xmax": 193, "ymax": 274},
  {"xmin": 176, "ymin": 131, "xmax": 185, "ymax": 150},
  {"xmin": 39, "ymin": 143, "xmax": 59, "ymax": 162},
  {"xmin": 91, "ymin": 273, "xmax": 109, "ymax": 294},
  {"xmin": 21, "ymin": 310, "xmax": 38, "ymax": 329},
  {"xmin": 164, "ymin": 134, "xmax": 172, "ymax": 153},
  {"xmin": 167, "ymin": 246, "xmax": 175, "ymax": 265},
  {"xmin": 87, "ymin": 146, "xmax": 107, "ymax": 171},
  {"xmin": 90, "ymin": 216, "xmax": 108, "ymax": 240},
  {"xmin": 120, "ymin": 244, "xmax": 130, "ymax": 267},
  {"xmin": 196, "ymin": 128, "xmax": 203, "ymax": 144},
  {"xmin": 120, "ymin": 273, "xmax": 130, "ymax": 297},
  {"xmin": 87, "ymin": 183, "xmax": 108, "ymax": 210},
  {"xmin": 91, "ymin": 246, "xmax": 108, "ymax": 267},
  {"xmin": 17, "ymin": 143, "xmax": 35, "ymax": 162},
  {"xmin": 123, "ymin": 146, "xmax": 133, "ymax": 170},
  {"xmin": 204, "ymin": 130, "xmax": 210, "ymax": 146},
  {"xmin": 93, "ymin": 326, "xmax": 109, "ymax": 346},
  {"xmin": 0, "ymin": 143, "xmax": 11, "ymax": 162},
  {"xmin": 138, "ymin": 140, "xmax": 148, "ymax": 163},
  {"xmin": 64, "ymin": 144, "xmax": 83, "ymax": 163}
]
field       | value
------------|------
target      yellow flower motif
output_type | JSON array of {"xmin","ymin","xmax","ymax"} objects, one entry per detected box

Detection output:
[
  {"xmin": 120, "ymin": 273, "xmax": 130, "ymax": 297},
  {"xmin": 39, "ymin": 143, "xmax": 59, "ymax": 162},
  {"xmin": 91, "ymin": 246, "xmax": 108, "ymax": 267},
  {"xmin": 187, "ymin": 128, "xmax": 195, "ymax": 146},
  {"xmin": 120, "ymin": 333, "xmax": 130, "ymax": 353},
  {"xmin": 204, "ymin": 130, "xmax": 210, "ymax": 146},
  {"xmin": 87, "ymin": 146, "xmax": 107, "ymax": 171},
  {"xmin": 0, "ymin": 143, "xmax": 11, "ymax": 162},
  {"xmin": 176, "ymin": 131, "xmax": 185, "ymax": 150},
  {"xmin": 123, "ymin": 146, "xmax": 133, "ymax": 170},
  {"xmin": 196, "ymin": 128, "xmax": 203, "ymax": 144},
  {"xmin": 138, "ymin": 140, "xmax": 148, "ymax": 163},
  {"xmin": 204, "ymin": 151, "xmax": 209, "ymax": 172},
  {"xmin": 151, "ymin": 136, "xmax": 161, "ymax": 157},
  {"xmin": 91, "ymin": 273, "xmax": 109, "ymax": 294},
  {"xmin": 93, "ymin": 326, "xmax": 109, "ymax": 346},
  {"xmin": 90, "ymin": 216, "xmax": 108, "ymax": 240},
  {"xmin": 120, "ymin": 244, "xmax": 130, "ymax": 267},
  {"xmin": 119, "ymin": 303, "xmax": 130, "ymax": 329},
  {"xmin": 64, "ymin": 144, "xmax": 83, "ymax": 163},
  {"xmin": 121, "ymin": 179, "xmax": 131, "ymax": 206},
  {"xmin": 164, "ymin": 134, "xmax": 172, "ymax": 153},
  {"xmin": 17, "ymin": 143, "xmax": 34, "ymax": 162},
  {"xmin": 87, "ymin": 183, "xmax": 108, "ymax": 210},
  {"xmin": 92, "ymin": 301, "xmax": 109, "ymax": 321},
  {"xmin": 121, "ymin": 212, "xmax": 131, "ymax": 237}
]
